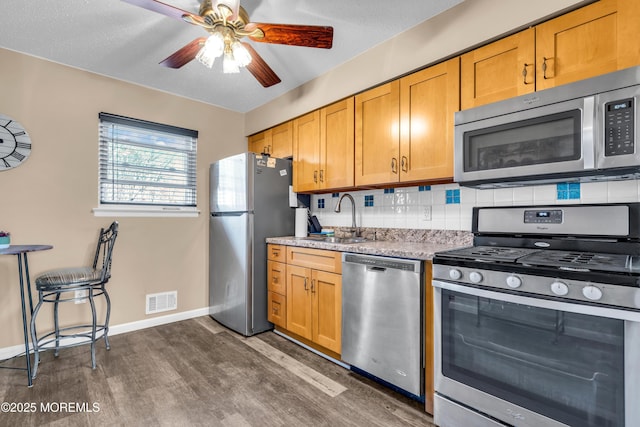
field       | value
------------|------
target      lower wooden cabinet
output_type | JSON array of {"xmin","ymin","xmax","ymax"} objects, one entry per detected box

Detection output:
[
  {"xmin": 267, "ymin": 291, "xmax": 286, "ymax": 328},
  {"xmin": 266, "ymin": 244, "xmax": 342, "ymax": 355},
  {"xmin": 286, "ymin": 264, "xmax": 342, "ymax": 354},
  {"xmin": 267, "ymin": 246, "xmax": 287, "ymax": 328}
]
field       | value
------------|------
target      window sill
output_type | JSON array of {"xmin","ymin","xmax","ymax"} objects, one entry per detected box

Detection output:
[{"xmin": 93, "ymin": 206, "xmax": 200, "ymax": 218}]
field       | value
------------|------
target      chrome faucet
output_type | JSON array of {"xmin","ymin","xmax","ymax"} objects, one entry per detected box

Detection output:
[{"xmin": 335, "ymin": 193, "xmax": 360, "ymax": 237}]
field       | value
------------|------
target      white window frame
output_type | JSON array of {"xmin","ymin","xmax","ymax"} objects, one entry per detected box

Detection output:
[{"xmin": 93, "ymin": 113, "xmax": 200, "ymax": 218}]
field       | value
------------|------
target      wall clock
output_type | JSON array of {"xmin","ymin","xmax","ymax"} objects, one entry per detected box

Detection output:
[{"xmin": 0, "ymin": 114, "xmax": 32, "ymax": 170}]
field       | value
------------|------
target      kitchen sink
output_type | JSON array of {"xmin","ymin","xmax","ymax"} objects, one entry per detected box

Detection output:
[{"xmin": 300, "ymin": 236, "xmax": 368, "ymax": 244}]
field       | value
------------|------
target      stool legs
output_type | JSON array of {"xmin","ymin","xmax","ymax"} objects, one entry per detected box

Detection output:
[
  {"xmin": 103, "ymin": 285, "xmax": 111, "ymax": 351},
  {"xmin": 88, "ymin": 287, "xmax": 97, "ymax": 370},
  {"xmin": 29, "ymin": 287, "xmax": 110, "ymax": 380},
  {"xmin": 54, "ymin": 293, "xmax": 61, "ymax": 357},
  {"xmin": 29, "ymin": 292, "xmax": 44, "ymax": 379}
]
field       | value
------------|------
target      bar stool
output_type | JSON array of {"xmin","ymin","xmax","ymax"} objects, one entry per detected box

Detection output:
[{"xmin": 30, "ymin": 221, "xmax": 118, "ymax": 379}]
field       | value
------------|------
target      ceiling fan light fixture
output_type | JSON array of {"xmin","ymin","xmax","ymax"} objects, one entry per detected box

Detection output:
[
  {"xmin": 231, "ymin": 41, "xmax": 252, "ymax": 67},
  {"xmin": 196, "ymin": 32, "xmax": 224, "ymax": 68},
  {"xmin": 223, "ymin": 49, "xmax": 240, "ymax": 74}
]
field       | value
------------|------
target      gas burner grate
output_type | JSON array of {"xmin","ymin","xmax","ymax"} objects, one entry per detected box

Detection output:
[
  {"xmin": 519, "ymin": 250, "xmax": 632, "ymax": 273},
  {"xmin": 438, "ymin": 246, "xmax": 541, "ymax": 262},
  {"xmin": 558, "ymin": 253, "xmax": 596, "ymax": 264}
]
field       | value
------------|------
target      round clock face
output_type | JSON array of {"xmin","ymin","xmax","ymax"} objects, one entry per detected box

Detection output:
[{"xmin": 0, "ymin": 114, "xmax": 32, "ymax": 171}]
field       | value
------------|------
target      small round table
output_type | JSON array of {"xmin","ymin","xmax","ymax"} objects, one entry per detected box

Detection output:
[{"xmin": 0, "ymin": 245, "xmax": 52, "ymax": 387}]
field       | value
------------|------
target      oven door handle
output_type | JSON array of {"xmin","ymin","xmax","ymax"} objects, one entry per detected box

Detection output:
[{"xmin": 433, "ymin": 280, "xmax": 640, "ymax": 322}]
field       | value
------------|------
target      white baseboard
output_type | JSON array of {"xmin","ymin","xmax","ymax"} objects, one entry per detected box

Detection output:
[{"xmin": 0, "ymin": 307, "xmax": 211, "ymax": 361}]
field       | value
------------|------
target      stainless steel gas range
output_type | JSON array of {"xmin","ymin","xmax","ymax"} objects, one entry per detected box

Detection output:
[{"xmin": 432, "ymin": 203, "xmax": 640, "ymax": 427}]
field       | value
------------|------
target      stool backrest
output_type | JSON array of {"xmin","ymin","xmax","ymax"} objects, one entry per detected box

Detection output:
[{"xmin": 93, "ymin": 221, "xmax": 119, "ymax": 283}]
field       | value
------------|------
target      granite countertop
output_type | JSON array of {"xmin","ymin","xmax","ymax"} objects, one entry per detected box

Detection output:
[{"xmin": 266, "ymin": 232, "xmax": 472, "ymax": 261}]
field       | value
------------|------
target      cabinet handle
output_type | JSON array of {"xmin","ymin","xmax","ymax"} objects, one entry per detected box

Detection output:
[
  {"xmin": 522, "ymin": 63, "xmax": 532, "ymax": 85},
  {"xmin": 542, "ymin": 57, "xmax": 550, "ymax": 80},
  {"xmin": 391, "ymin": 158, "xmax": 398, "ymax": 174},
  {"xmin": 319, "ymin": 169, "xmax": 324, "ymax": 183},
  {"xmin": 304, "ymin": 277, "xmax": 308, "ymax": 291},
  {"xmin": 401, "ymin": 156, "xmax": 408, "ymax": 172},
  {"xmin": 311, "ymin": 279, "xmax": 316, "ymax": 293},
  {"xmin": 313, "ymin": 170, "xmax": 318, "ymax": 183}
]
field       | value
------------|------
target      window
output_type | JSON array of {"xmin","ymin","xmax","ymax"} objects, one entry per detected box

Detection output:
[{"xmin": 95, "ymin": 113, "xmax": 198, "ymax": 217}]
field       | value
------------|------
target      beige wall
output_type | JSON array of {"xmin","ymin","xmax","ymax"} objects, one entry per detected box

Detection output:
[
  {"xmin": 0, "ymin": 47, "xmax": 245, "ymax": 348},
  {"xmin": 244, "ymin": 0, "xmax": 589, "ymax": 134}
]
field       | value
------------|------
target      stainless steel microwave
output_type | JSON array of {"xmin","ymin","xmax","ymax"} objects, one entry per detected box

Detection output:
[{"xmin": 454, "ymin": 66, "xmax": 640, "ymax": 188}]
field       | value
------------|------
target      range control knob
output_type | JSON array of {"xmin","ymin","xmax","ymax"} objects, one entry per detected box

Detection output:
[
  {"xmin": 582, "ymin": 285, "xmax": 603, "ymax": 301},
  {"xmin": 551, "ymin": 281, "xmax": 569, "ymax": 296},
  {"xmin": 449, "ymin": 269, "xmax": 462, "ymax": 280},
  {"xmin": 469, "ymin": 271, "xmax": 483, "ymax": 283},
  {"xmin": 506, "ymin": 275, "xmax": 522, "ymax": 289}
]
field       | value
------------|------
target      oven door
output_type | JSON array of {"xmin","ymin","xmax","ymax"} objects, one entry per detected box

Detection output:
[
  {"xmin": 454, "ymin": 96, "xmax": 594, "ymax": 188},
  {"xmin": 433, "ymin": 280, "xmax": 640, "ymax": 427}
]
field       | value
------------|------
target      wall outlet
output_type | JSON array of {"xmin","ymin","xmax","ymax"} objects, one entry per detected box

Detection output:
[
  {"xmin": 422, "ymin": 206, "xmax": 432, "ymax": 221},
  {"xmin": 75, "ymin": 289, "xmax": 88, "ymax": 304}
]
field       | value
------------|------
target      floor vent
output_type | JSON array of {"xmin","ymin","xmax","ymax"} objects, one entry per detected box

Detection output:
[{"xmin": 146, "ymin": 291, "xmax": 177, "ymax": 315}]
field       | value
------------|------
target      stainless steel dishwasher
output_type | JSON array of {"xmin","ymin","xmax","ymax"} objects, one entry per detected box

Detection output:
[{"xmin": 341, "ymin": 252, "xmax": 423, "ymax": 398}]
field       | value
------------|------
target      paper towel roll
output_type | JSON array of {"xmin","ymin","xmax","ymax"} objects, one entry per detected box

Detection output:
[{"xmin": 295, "ymin": 208, "xmax": 308, "ymax": 237}]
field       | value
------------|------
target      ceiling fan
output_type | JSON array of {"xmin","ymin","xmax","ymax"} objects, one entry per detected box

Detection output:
[{"xmin": 122, "ymin": 0, "xmax": 334, "ymax": 87}]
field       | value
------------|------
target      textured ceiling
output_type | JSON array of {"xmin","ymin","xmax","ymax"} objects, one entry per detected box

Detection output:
[{"xmin": 0, "ymin": 0, "xmax": 463, "ymax": 113}]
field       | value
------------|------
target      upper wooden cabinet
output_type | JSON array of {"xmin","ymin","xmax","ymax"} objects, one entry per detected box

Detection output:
[
  {"xmin": 462, "ymin": 0, "xmax": 640, "ymax": 108},
  {"xmin": 293, "ymin": 98, "xmax": 355, "ymax": 192},
  {"xmin": 400, "ymin": 58, "xmax": 460, "ymax": 183},
  {"xmin": 292, "ymin": 110, "xmax": 320, "ymax": 192},
  {"xmin": 355, "ymin": 81, "xmax": 400, "ymax": 186},
  {"xmin": 320, "ymin": 98, "xmax": 355, "ymax": 190},
  {"xmin": 461, "ymin": 28, "xmax": 535, "ymax": 110},
  {"xmin": 536, "ymin": 0, "xmax": 638, "ymax": 91},
  {"xmin": 248, "ymin": 121, "xmax": 293, "ymax": 159},
  {"xmin": 356, "ymin": 58, "xmax": 459, "ymax": 186}
]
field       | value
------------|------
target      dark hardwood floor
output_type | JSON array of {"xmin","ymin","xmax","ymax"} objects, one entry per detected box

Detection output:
[{"xmin": 0, "ymin": 316, "xmax": 436, "ymax": 426}]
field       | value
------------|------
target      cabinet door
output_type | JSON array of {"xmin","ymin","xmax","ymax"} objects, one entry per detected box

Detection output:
[
  {"xmin": 536, "ymin": 0, "xmax": 626, "ymax": 91},
  {"xmin": 267, "ymin": 260, "xmax": 286, "ymax": 294},
  {"xmin": 293, "ymin": 110, "xmax": 321, "ymax": 192},
  {"xmin": 248, "ymin": 130, "xmax": 270, "ymax": 155},
  {"xmin": 400, "ymin": 58, "xmax": 460, "ymax": 183},
  {"xmin": 311, "ymin": 270, "xmax": 342, "ymax": 354},
  {"xmin": 320, "ymin": 97, "xmax": 355, "ymax": 190},
  {"xmin": 460, "ymin": 28, "xmax": 535, "ymax": 109},
  {"xmin": 268, "ymin": 291, "xmax": 287, "ymax": 328},
  {"xmin": 286, "ymin": 264, "xmax": 312, "ymax": 340},
  {"xmin": 270, "ymin": 121, "xmax": 293, "ymax": 159},
  {"xmin": 355, "ymin": 81, "xmax": 400, "ymax": 186}
]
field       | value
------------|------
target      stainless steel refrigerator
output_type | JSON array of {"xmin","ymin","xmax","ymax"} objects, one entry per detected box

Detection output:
[{"xmin": 209, "ymin": 152, "xmax": 294, "ymax": 336}]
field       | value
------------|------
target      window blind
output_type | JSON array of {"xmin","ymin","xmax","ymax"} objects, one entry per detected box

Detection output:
[{"xmin": 98, "ymin": 113, "xmax": 198, "ymax": 207}]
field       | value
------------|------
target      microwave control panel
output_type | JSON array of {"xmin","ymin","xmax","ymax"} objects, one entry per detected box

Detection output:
[{"xmin": 604, "ymin": 98, "xmax": 635, "ymax": 156}]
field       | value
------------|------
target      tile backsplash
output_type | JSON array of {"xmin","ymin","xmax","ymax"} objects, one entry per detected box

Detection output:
[{"xmin": 309, "ymin": 179, "xmax": 640, "ymax": 231}]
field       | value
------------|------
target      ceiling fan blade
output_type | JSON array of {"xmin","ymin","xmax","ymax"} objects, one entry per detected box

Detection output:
[
  {"xmin": 159, "ymin": 37, "xmax": 206, "ymax": 68},
  {"xmin": 242, "ymin": 43, "xmax": 281, "ymax": 87},
  {"xmin": 245, "ymin": 23, "xmax": 333, "ymax": 49},
  {"xmin": 121, "ymin": 0, "xmax": 203, "ymax": 24}
]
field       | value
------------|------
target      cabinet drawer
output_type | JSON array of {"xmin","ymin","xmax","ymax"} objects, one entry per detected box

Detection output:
[
  {"xmin": 268, "ymin": 291, "xmax": 287, "ymax": 328},
  {"xmin": 267, "ymin": 260, "xmax": 286, "ymax": 294},
  {"xmin": 267, "ymin": 244, "xmax": 286, "ymax": 262},
  {"xmin": 286, "ymin": 246, "xmax": 342, "ymax": 274}
]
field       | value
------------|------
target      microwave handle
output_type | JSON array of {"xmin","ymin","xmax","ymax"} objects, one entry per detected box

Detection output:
[{"xmin": 583, "ymin": 95, "xmax": 596, "ymax": 169}]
